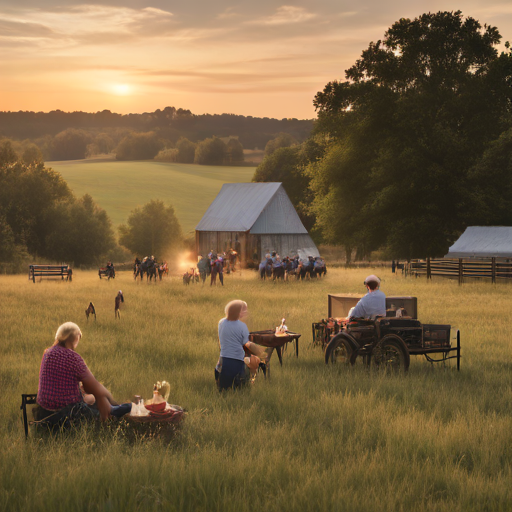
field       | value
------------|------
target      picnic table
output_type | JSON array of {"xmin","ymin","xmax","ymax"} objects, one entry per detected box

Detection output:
[{"xmin": 249, "ymin": 330, "xmax": 301, "ymax": 367}]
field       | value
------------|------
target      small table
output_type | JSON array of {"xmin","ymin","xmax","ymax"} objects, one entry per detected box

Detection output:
[{"xmin": 249, "ymin": 330, "xmax": 301, "ymax": 366}]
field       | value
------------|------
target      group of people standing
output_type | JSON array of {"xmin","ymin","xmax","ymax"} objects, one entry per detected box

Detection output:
[
  {"xmin": 197, "ymin": 248, "xmax": 238, "ymax": 286},
  {"xmin": 259, "ymin": 252, "xmax": 326, "ymax": 280}
]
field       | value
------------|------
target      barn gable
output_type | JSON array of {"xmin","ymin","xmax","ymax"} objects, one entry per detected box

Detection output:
[
  {"xmin": 445, "ymin": 226, "xmax": 512, "ymax": 258},
  {"xmin": 195, "ymin": 183, "xmax": 281, "ymax": 232},
  {"xmin": 250, "ymin": 185, "xmax": 307, "ymax": 234}
]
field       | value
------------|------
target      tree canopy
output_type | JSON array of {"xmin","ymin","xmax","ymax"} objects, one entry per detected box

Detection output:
[
  {"xmin": 0, "ymin": 158, "xmax": 115, "ymax": 267},
  {"xmin": 118, "ymin": 200, "xmax": 182, "ymax": 257},
  {"xmin": 310, "ymin": 10, "xmax": 512, "ymax": 259}
]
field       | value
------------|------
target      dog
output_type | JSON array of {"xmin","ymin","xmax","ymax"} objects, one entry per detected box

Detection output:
[{"xmin": 85, "ymin": 302, "xmax": 96, "ymax": 321}]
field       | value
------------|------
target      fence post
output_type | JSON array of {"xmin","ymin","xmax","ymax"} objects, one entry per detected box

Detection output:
[
  {"xmin": 492, "ymin": 257, "xmax": 496, "ymax": 284},
  {"xmin": 426, "ymin": 258, "xmax": 431, "ymax": 280},
  {"xmin": 458, "ymin": 259, "xmax": 463, "ymax": 285}
]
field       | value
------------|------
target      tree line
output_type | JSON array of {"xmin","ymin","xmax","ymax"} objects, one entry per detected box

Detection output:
[
  {"xmin": 0, "ymin": 141, "xmax": 182, "ymax": 271},
  {"xmin": 0, "ymin": 107, "xmax": 313, "ymax": 158},
  {"xmin": 253, "ymin": 11, "xmax": 512, "ymax": 261}
]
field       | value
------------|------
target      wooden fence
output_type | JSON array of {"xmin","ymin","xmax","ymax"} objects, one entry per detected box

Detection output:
[{"xmin": 406, "ymin": 258, "xmax": 512, "ymax": 284}]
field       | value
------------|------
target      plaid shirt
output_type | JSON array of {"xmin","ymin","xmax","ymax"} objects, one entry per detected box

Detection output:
[{"xmin": 37, "ymin": 345, "xmax": 91, "ymax": 410}]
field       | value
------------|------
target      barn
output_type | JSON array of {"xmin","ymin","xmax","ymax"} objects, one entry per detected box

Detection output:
[
  {"xmin": 445, "ymin": 226, "xmax": 512, "ymax": 258},
  {"xmin": 195, "ymin": 182, "xmax": 319, "ymax": 266}
]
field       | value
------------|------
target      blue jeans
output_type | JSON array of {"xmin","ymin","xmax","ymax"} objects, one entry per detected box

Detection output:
[
  {"xmin": 215, "ymin": 357, "xmax": 247, "ymax": 391},
  {"xmin": 111, "ymin": 403, "xmax": 132, "ymax": 418}
]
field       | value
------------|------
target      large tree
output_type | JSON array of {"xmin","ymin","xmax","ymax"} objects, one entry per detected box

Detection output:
[
  {"xmin": 45, "ymin": 194, "xmax": 115, "ymax": 266},
  {"xmin": 194, "ymin": 137, "xmax": 226, "ymax": 165},
  {"xmin": 118, "ymin": 200, "xmax": 182, "ymax": 257},
  {"xmin": 311, "ymin": 11, "xmax": 512, "ymax": 259},
  {"xmin": 0, "ymin": 159, "xmax": 115, "ymax": 266}
]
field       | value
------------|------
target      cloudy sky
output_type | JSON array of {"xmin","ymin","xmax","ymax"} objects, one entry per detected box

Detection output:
[{"xmin": 2, "ymin": 1, "xmax": 512, "ymax": 119}]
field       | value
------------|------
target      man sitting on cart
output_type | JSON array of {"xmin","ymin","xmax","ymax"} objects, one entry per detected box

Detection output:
[{"xmin": 350, "ymin": 275, "xmax": 386, "ymax": 320}]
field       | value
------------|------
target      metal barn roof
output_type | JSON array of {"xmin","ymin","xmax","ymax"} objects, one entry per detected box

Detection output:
[
  {"xmin": 445, "ymin": 226, "xmax": 512, "ymax": 258},
  {"xmin": 195, "ymin": 183, "xmax": 308, "ymax": 234}
]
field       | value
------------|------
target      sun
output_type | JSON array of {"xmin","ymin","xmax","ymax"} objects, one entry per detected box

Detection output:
[{"xmin": 111, "ymin": 84, "xmax": 131, "ymax": 95}]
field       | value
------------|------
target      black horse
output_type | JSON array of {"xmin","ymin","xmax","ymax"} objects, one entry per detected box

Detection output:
[
  {"xmin": 259, "ymin": 258, "xmax": 272, "ymax": 279},
  {"xmin": 139, "ymin": 258, "xmax": 157, "ymax": 282}
]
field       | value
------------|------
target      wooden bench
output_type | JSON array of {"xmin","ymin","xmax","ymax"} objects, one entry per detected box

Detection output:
[{"xmin": 29, "ymin": 265, "xmax": 72, "ymax": 283}]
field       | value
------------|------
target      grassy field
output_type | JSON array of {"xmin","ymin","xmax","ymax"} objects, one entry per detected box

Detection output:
[
  {"xmin": 47, "ymin": 159, "xmax": 255, "ymax": 237},
  {"xmin": 2, "ymin": 268, "xmax": 512, "ymax": 511}
]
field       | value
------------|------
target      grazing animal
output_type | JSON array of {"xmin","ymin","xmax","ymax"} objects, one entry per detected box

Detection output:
[
  {"xmin": 157, "ymin": 262, "xmax": 168, "ymax": 281},
  {"xmin": 85, "ymin": 302, "xmax": 96, "ymax": 321},
  {"xmin": 259, "ymin": 258, "xmax": 272, "ymax": 280},
  {"xmin": 115, "ymin": 290, "xmax": 124, "ymax": 319}
]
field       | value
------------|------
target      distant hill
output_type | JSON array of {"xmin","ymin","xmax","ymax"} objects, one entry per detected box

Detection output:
[
  {"xmin": 48, "ymin": 158, "xmax": 255, "ymax": 236},
  {"xmin": 0, "ymin": 107, "xmax": 314, "ymax": 150}
]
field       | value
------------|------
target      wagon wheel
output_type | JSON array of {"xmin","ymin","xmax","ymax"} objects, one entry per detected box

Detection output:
[
  {"xmin": 371, "ymin": 334, "xmax": 410, "ymax": 372},
  {"xmin": 324, "ymin": 334, "xmax": 356, "ymax": 365}
]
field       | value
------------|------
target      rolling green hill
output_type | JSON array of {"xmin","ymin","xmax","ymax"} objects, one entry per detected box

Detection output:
[{"xmin": 48, "ymin": 159, "xmax": 255, "ymax": 237}]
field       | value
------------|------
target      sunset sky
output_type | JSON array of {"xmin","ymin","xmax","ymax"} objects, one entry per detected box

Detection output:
[{"xmin": 2, "ymin": 1, "xmax": 512, "ymax": 119}]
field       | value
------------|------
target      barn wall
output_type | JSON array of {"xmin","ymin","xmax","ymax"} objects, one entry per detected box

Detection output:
[
  {"xmin": 197, "ymin": 232, "xmax": 319, "ymax": 266},
  {"xmin": 197, "ymin": 231, "xmax": 244, "ymax": 260},
  {"xmin": 259, "ymin": 234, "xmax": 319, "ymax": 260}
]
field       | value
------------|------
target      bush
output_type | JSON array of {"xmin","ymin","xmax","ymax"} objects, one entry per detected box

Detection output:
[
  {"xmin": 194, "ymin": 137, "xmax": 226, "ymax": 165},
  {"xmin": 116, "ymin": 132, "xmax": 163, "ymax": 161},
  {"xmin": 176, "ymin": 138, "xmax": 196, "ymax": 163},
  {"xmin": 154, "ymin": 148, "xmax": 179, "ymax": 162},
  {"xmin": 50, "ymin": 129, "xmax": 92, "ymax": 160}
]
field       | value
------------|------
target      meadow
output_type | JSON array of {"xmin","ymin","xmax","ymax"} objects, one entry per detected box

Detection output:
[
  {"xmin": 47, "ymin": 159, "xmax": 255, "ymax": 236},
  {"xmin": 2, "ymin": 268, "xmax": 512, "ymax": 511}
]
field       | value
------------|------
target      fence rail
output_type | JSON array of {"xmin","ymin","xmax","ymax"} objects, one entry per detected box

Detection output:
[{"xmin": 406, "ymin": 258, "xmax": 512, "ymax": 284}]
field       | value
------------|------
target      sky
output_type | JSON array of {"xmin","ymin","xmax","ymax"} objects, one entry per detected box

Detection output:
[{"xmin": 2, "ymin": 1, "xmax": 512, "ymax": 119}]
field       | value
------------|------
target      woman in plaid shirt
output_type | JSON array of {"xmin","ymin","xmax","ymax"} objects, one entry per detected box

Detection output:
[{"xmin": 36, "ymin": 322, "xmax": 130, "ymax": 424}]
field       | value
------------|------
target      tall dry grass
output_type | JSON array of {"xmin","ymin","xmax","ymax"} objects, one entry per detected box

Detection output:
[{"xmin": 2, "ymin": 268, "xmax": 512, "ymax": 511}]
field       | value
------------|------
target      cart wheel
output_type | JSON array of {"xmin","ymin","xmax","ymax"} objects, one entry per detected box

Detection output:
[
  {"xmin": 372, "ymin": 334, "xmax": 410, "ymax": 372},
  {"xmin": 325, "ymin": 334, "xmax": 355, "ymax": 365}
]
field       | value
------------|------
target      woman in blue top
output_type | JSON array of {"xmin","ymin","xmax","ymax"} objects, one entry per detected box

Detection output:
[{"xmin": 215, "ymin": 300, "xmax": 260, "ymax": 391}]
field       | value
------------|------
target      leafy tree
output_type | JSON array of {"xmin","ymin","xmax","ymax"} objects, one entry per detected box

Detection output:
[
  {"xmin": 176, "ymin": 137, "xmax": 196, "ymax": 163},
  {"xmin": 154, "ymin": 148, "xmax": 179, "ymax": 162},
  {"xmin": 45, "ymin": 194, "xmax": 115, "ymax": 265},
  {"xmin": 264, "ymin": 133, "xmax": 297, "ymax": 157},
  {"xmin": 116, "ymin": 132, "xmax": 163, "ymax": 160},
  {"xmin": 50, "ymin": 129, "xmax": 92, "ymax": 160},
  {"xmin": 22, "ymin": 144, "xmax": 43, "ymax": 165},
  {"xmin": 253, "ymin": 136, "xmax": 326, "ymax": 232},
  {"xmin": 194, "ymin": 137, "xmax": 226, "ymax": 165},
  {"xmin": 0, "ymin": 140, "xmax": 18, "ymax": 166},
  {"xmin": 0, "ymin": 160, "xmax": 73, "ymax": 256},
  {"xmin": 311, "ymin": 11, "xmax": 512, "ymax": 259},
  {"xmin": 118, "ymin": 200, "xmax": 182, "ymax": 256},
  {"xmin": 468, "ymin": 128, "xmax": 512, "ymax": 226},
  {"xmin": 87, "ymin": 133, "xmax": 115, "ymax": 157},
  {"xmin": 226, "ymin": 138, "xmax": 244, "ymax": 164}
]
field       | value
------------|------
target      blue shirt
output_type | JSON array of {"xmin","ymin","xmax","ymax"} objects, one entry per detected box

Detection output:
[
  {"xmin": 351, "ymin": 290, "xmax": 386, "ymax": 319},
  {"xmin": 218, "ymin": 318, "xmax": 249, "ymax": 361}
]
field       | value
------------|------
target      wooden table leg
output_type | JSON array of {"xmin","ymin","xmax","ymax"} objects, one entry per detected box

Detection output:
[{"xmin": 276, "ymin": 347, "xmax": 283, "ymax": 366}]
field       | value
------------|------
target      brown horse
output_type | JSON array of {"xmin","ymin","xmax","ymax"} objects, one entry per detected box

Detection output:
[{"xmin": 85, "ymin": 302, "xmax": 96, "ymax": 321}]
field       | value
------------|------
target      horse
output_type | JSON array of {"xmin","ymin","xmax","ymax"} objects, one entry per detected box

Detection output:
[
  {"xmin": 139, "ymin": 257, "xmax": 157, "ymax": 282},
  {"xmin": 259, "ymin": 258, "xmax": 272, "ymax": 280},
  {"xmin": 85, "ymin": 302, "xmax": 96, "ymax": 321},
  {"xmin": 313, "ymin": 257, "xmax": 327, "ymax": 278},
  {"xmin": 297, "ymin": 259, "xmax": 315, "ymax": 280},
  {"xmin": 157, "ymin": 262, "xmax": 168, "ymax": 281},
  {"xmin": 272, "ymin": 261, "xmax": 285, "ymax": 280}
]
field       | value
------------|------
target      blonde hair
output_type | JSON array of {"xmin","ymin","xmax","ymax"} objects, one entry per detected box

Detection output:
[
  {"xmin": 224, "ymin": 300, "xmax": 247, "ymax": 321},
  {"xmin": 54, "ymin": 322, "xmax": 81, "ymax": 347}
]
